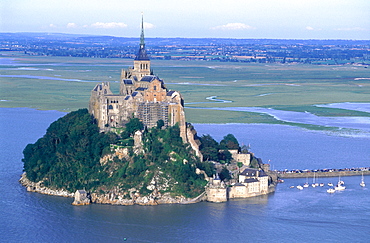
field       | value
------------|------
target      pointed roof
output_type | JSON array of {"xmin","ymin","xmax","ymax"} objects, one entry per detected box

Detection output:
[{"xmin": 135, "ymin": 14, "xmax": 150, "ymax": 61}]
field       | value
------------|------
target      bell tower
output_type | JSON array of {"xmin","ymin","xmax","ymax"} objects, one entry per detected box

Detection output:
[{"xmin": 133, "ymin": 13, "xmax": 151, "ymax": 78}]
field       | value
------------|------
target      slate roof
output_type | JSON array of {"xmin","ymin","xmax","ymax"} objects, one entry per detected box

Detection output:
[
  {"xmin": 244, "ymin": 178, "xmax": 259, "ymax": 183},
  {"xmin": 167, "ymin": 91, "xmax": 176, "ymax": 96},
  {"xmin": 136, "ymin": 87, "xmax": 147, "ymax": 91},
  {"xmin": 93, "ymin": 84, "xmax": 102, "ymax": 91},
  {"xmin": 240, "ymin": 168, "xmax": 258, "ymax": 177},
  {"xmin": 123, "ymin": 79, "xmax": 133, "ymax": 85},
  {"xmin": 140, "ymin": 75, "xmax": 156, "ymax": 82},
  {"xmin": 259, "ymin": 170, "xmax": 268, "ymax": 177},
  {"xmin": 233, "ymin": 183, "xmax": 245, "ymax": 186},
  {"xmin": 135, "ymin": 46, "xmax": 150, "ymax": 61}
]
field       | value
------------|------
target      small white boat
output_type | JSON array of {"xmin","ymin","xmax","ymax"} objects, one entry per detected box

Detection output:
[
  {"xmin": 303, "ymin": 176, "xmax": 309, "ymax": 187},
  {"xmin": 335, "ymin": 184, "xmax": 346, "ymax": 191},
  {"xmin": 290, "ymin": 186, "xmax": 295, "ymax": 188},
  {"xmin": 327, "ymin": 188, "xmax": 335, "ymax": 193},
  {"xmin": 328, "ymin": 183, "xmax": 334, "ymax": 187},
  {"xmin": 297, "ymin": 185, "xmax": 303, "ymax": 190},
  {"xmin": 311, "ymin": 173, "xmax": 319, "ymax": 187},
  {"xmin": 319, "ymin": 183, "xmax": 324, "ymax": 187},
  {"xmin": 360, "ymin": 172, "xmax": 365, "ymax": 187}
]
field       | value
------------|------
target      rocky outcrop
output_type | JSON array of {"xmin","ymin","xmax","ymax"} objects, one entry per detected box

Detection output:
[
  {"xmin": 20, "ymin": 172, "xmax": 205, "ymax": 206},
  {"xmin": 19, "ymin": 172, "xmax": 74, "ymax": 198},
  {"xmin": 100, "ymin": 147, "xmax": 129, "ymax": 166},
  {"xmin": 89, "ymin": 190, "xmax": 191, "ymax": 206}
]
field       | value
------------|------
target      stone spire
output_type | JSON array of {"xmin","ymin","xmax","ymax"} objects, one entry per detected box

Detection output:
[
  {"xmin": 140, "ymin": 13, "xmax": 145, "ymax": 48},
  {"xmin": 135, "ymin": 13, "xmax": 149, "ymax": 61}
]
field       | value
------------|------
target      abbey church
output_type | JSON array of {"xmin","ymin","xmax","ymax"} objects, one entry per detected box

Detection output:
[{"xmin": 88, "ymin": 17, "xmax": 201, "ymax": 157}]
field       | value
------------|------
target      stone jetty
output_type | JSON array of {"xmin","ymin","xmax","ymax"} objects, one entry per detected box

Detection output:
[{"xmin": 277, "ymin": 167, "xmax": 370, "ymax": 179}]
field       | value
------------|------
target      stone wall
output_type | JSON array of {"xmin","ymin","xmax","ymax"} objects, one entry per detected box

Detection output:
[
  {"xmin": 186, "ymin": 123, "xmax": 203, "ymax": 161},
  {"xmin": 206, "ymin": 188, "xmax": 228, "ymax": 202}
]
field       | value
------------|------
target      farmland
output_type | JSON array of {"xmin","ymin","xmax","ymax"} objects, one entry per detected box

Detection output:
[{"xmin": 1, "ymin": 51, "xmax": 369, "ymax": 125}]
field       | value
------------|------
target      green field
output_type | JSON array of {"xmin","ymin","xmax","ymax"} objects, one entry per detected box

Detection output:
[{"xmin": 1, "ymin": 51, "xmax": 369, "ymax": 124}]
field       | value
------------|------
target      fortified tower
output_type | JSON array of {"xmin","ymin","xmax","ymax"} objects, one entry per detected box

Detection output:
[{"xmin": 89, "ymin": 16, "xmax": 202, "ymax": 159}]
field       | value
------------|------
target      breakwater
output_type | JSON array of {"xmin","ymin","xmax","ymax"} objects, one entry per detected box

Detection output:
[{"xmin": 276, "ymin": 167, "xmax": 370, "ymax": 179}]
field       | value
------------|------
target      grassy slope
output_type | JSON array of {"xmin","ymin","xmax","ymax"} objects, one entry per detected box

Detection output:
[{"xmin": 1, "ymin": 52, "xmax": 369, "ymax": 123}]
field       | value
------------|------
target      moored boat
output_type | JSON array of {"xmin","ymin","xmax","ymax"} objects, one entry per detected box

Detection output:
[
  {"xmin": 335, "ymin": 184, "xmax": 346, "ymax": 191},
  {"xmin": 360, "ymin": 172, "xmax": 365, "ymax": 187},
  {"xmin": 327, "ymin": 188, "xmax": 335, "ymax": 193}
]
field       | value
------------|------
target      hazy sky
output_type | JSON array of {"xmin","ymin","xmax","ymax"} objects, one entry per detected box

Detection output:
[{"xmin": 1, "ymin": 0, "xmax": 369, "ymax": 39}]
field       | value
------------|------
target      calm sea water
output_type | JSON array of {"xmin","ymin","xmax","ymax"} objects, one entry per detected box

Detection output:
[
  {"xmin": 1, "ymin": 108, "xmax": 370, "ymax": 242},
  {"xmin": 195, "ymin": 123, "xmax": 370, "ymax": 171}
]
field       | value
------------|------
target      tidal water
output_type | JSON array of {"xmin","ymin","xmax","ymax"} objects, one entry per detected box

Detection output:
[{"xmin": 1, "ymin": 108, "xmax": 370, "ymax": 242}]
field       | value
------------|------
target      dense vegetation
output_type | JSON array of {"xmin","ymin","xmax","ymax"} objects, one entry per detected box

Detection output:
[
  {"xmin": 22, "ymin": 109, "xmax": 214, "ymax": 198},
  {"xmin": 22, "ymin": 109, "xmax": 118, "ymax": 191},
  {"xmin": 199, "ymin": 133, "xmax": 260, "ymax": 170},
  {"xmin": 199, "ymin": 133, "xmax": 239, "ymax": 163}
]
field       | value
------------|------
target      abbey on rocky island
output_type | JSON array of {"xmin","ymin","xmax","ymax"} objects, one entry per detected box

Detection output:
[{"xmin": 88, "ymin": 16, "xmax": 201, "ymax": 158}]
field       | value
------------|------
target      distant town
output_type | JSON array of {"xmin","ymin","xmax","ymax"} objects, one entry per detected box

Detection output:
[{"xmin": 1, "ymin": 33, "xmax": 369, "ymax": 65}]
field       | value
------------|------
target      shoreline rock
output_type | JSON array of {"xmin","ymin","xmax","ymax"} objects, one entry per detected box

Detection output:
[
  {"xmin": 20, "ymin": 172, "xmax": 275, "ymax": 206},
  {"xmin": 19, "ymin": 172, "xmax": 204, "ymax": 206},
  {"xmin": 19, "ymin": 172, "xmax": 74, "ymax": 198}
]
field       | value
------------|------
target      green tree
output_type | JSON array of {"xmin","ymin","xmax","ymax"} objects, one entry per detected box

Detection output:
[
  {"xmin": 220, "ymin": 134, "xmax": 240, "ymax": 150},
  {"xmin": 219, "ymin": 167, "xmax": 232, "ymax": 181},
  {"xmin": 201, "ymin": 147, "xmax": 219, "ymax": 161},
  {"xmin": 199, "ymin": 134, "xmax": 219, "ymax": 161},
  {"xmin": 218, "ymin": 150, "xmax": 233, "ymax": 164},
  {"xmin": 125, "ymin": 118, "xmax": 144, "ymax": 135},
  {"xmin": 22, "ymin": 109, "xmax": 118, "ymax": 191},
  {"xmin": 250, "ymin": 157, "xmax": 259, "ymax": 168},
  {"xmin": 156, "ymin": 119, "xmax": 165, "ymax": 129},
  {"xmin": 199, "ymin": 134, "xmax": 219, "ymax": 149}
]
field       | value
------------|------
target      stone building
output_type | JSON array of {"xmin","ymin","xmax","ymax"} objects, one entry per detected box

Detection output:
[
  {"xmin": 72, "ymin": 190, "xmax": 90, "ymax": 205},
  {"xmin": 206, "ymin": 168, "xmax": 270, "ymax": 202},
  {"xmin": 88, "ymin": 16, "xmax": 201, "ymax": 158},
  {"xmin": 228, "ymin": 168, "xmax": 269, "ymax": 199},
  {"xmin": 228, "ymin": 149, "xmax": 251, "ymax": 166},
  {"xmin": 206, "ymin": 175, "xmax": 228, "ymax": 203}
]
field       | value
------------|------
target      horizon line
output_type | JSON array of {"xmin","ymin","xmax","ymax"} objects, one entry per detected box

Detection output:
[{"xmin": 1, "ymin": 31, "xmax": 369, "ymax": 41}]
